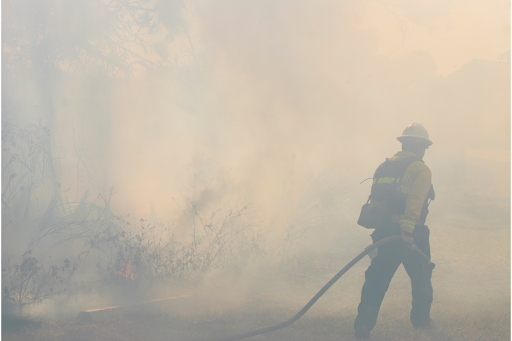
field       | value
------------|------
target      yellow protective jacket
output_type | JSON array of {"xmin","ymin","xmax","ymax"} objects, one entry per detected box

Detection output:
[{"xmin": 384, "ymin": 151, "xmax": 432, "ymax": 233}]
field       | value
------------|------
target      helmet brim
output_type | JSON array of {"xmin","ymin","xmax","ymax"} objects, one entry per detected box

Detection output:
[{"xmin": 397, "ymin": 136, "xmax": 433, "ymax": 147}]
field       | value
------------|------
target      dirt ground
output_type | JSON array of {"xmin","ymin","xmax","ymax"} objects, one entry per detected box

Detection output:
[{"xmin": 2, "ymin": 192, "xmax": 510, "ymax": 341}]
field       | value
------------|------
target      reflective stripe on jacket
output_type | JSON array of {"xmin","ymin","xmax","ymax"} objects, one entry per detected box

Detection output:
[{"xmin": 386, "ymin": 151, "xmax": 432, "ymax": 233}]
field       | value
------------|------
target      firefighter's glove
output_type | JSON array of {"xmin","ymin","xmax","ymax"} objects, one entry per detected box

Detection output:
[{"xmin": 401, "ymin": 231, "xmax": 414, "ymax": 246}]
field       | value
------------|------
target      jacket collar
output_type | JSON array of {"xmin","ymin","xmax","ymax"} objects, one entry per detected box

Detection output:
[{"xmin": 390, "ymin": 151, "xmax": 421, "ymax": 161}]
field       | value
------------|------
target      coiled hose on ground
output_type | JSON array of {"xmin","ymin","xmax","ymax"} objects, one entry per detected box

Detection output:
[{"xmin": 216, "ymin": 235, "xmax": 402, "ymax": 341}]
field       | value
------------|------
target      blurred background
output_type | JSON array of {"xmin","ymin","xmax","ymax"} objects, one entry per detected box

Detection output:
[{"xmin": 1, "ymin": 0, "xmax": 510, "ymax": 328}]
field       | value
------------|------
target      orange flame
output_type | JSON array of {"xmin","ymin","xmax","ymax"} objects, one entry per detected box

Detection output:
[{"xmin": 116, "ymin": 261, "xmax": 136, "ymax": 281}]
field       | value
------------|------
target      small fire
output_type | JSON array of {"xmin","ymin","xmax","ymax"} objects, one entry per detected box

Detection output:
[{"xmin": 116, "ymin": 261, "xmax": 136, "ymax": 281}]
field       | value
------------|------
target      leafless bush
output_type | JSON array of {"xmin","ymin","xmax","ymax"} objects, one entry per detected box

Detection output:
[
  {"xmin": 95, "ymin": 202, "xmax": 264, "ymax": 286},
  {"xmin": 2, "ymin": 251, "xmax": 75, "ymax": 315},
  {"xmin": 1, "ymin": 119, "xmax": 56, "ymax": 222},
  {"xmin": 1, "ymin": 121, "xmax": 277, "ymax": 313},
  {"xmin": 2, "ymin": 179, "xmax": 268, "ymax": 311}
]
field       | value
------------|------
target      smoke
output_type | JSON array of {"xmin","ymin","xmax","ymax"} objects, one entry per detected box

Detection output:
[
  {"xmin": 93, "ymin": 0, "xmax": 509, "ymax": 223},
  {"xmin": 4, "ymin": 0, "xmax": 508, "ymax": 219},
  {"xmin": 2, "ymin": 0, "xmax": 509, "ymax": 333}
]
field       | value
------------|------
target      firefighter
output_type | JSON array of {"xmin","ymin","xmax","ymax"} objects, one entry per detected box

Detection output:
[{"xmin": 354, "ymin": 123, "xmax": 435, "ymax": 340}]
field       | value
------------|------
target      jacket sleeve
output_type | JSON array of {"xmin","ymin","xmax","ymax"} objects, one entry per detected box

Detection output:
[{"xmin": 399, "ymin": 164, "xmax": 432, "ymax": 233}]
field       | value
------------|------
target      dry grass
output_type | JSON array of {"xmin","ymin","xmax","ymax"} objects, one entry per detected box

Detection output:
[{"xmin": 2, "ymin": 193, "xmax": 510, "ymax": 341}]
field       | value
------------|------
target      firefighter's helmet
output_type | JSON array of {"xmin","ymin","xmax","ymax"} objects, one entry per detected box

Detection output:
[{"xmin": 397, "ymin": 123, "xmax": 433, "ymax": 146}]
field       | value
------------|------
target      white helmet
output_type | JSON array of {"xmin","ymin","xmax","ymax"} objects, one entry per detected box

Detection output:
[{"xmin": 397, "ymin": 123, "xmax": 432, "ymax": 146}]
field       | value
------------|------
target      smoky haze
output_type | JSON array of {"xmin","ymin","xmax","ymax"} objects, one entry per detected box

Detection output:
[
  {"xmin": 1, "ymin": 0, "xmax": 510, "ymax": 339},
  {"xmin": 93, "ymin": 0, "xmax": 511, "ymax": 220},
  {"xmin": 3, "ymin": 0, "xmax": 509, "ymax": 220}
]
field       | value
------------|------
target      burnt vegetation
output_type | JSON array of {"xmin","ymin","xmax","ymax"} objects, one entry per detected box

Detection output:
[
  {"xmin": 2, "ymin": 0, "xmax": 356, "ymax": 321},
  {"xmin": 1, "ymin": 121, "xmax": 265, "ymax": 313},
  {"xmin": 1, "ymin": 118, "xmax": 349, "ymax": 315}
]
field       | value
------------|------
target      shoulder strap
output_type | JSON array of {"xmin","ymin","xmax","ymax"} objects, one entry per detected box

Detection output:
[{"xmin": 371, "ymin": 156, "xmax": 420, "ymax": 195}]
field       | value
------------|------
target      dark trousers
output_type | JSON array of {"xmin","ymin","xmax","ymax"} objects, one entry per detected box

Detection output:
[{"xmin": 354, "ymin": 224, "xmax": 433, "ymax": 331}]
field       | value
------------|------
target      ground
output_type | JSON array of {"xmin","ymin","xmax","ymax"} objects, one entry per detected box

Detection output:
[{"xmin": 2, "ymin": 192, "xmax": 510, "ymax": 341}]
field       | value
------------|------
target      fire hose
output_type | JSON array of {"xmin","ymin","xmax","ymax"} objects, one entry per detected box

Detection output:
[{"xmin": 216, "ymin": 235, "xmax": 404, "ymax": 341}]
